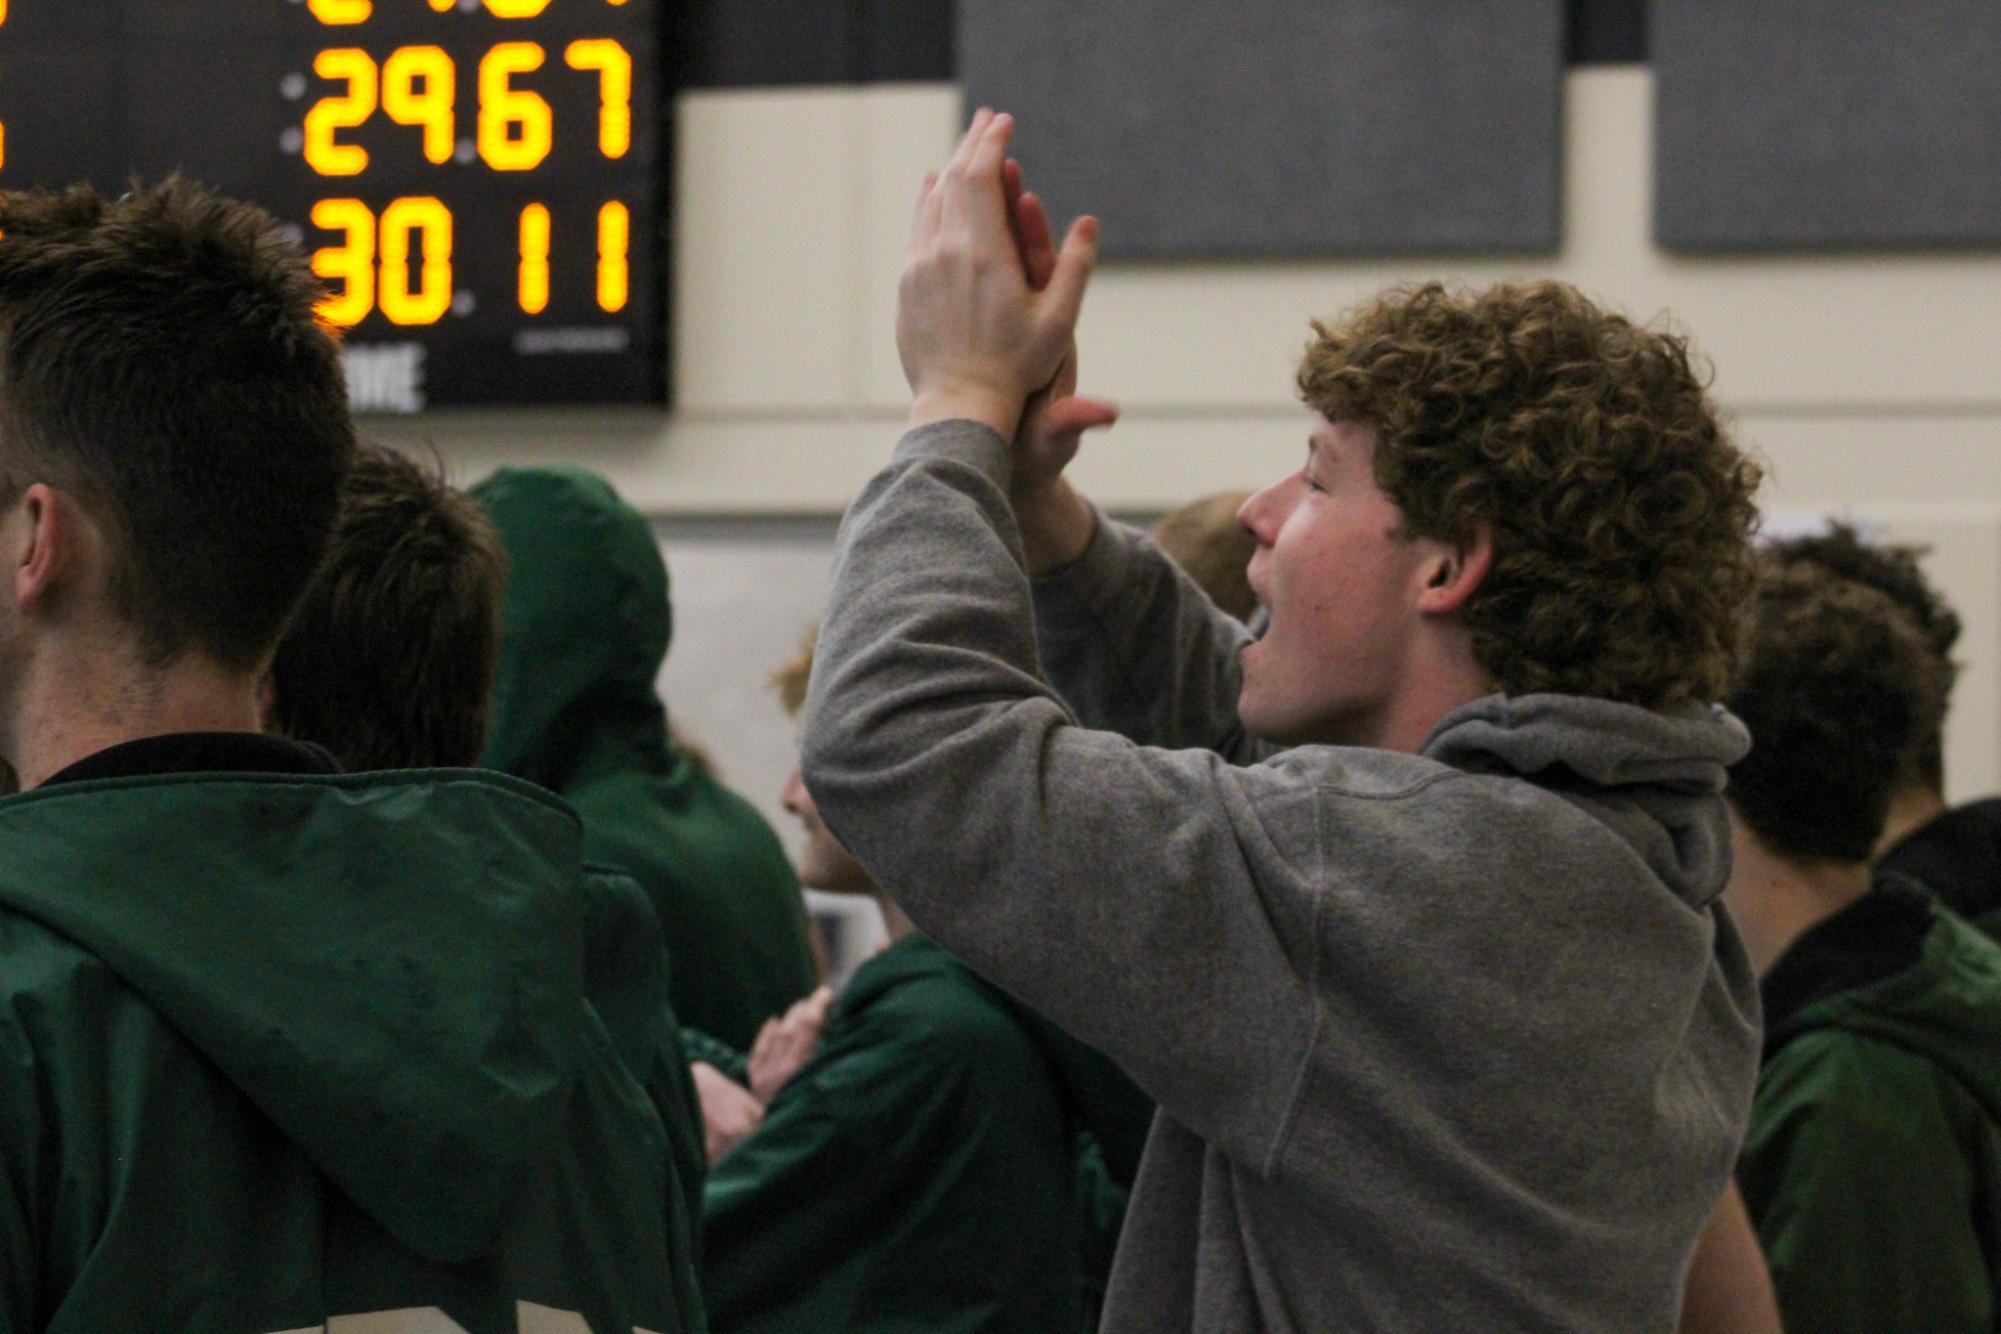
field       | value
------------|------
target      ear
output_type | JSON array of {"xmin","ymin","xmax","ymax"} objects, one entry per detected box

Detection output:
[
  {"xmin": 1414, "ymin": 526, "xmax": 1493, "ymax": 616},
  {"xmin": 11, "ymin": 483, "xmax": 69, "ymax": 616}
]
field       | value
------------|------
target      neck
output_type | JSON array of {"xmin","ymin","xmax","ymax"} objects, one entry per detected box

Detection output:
[
  {"xmin": 1726, "ymin": 832, "xmax": 1875, "ymax": 977},
  {"xmin": 873, "ymin": 889, "xmax": 918, "ymax": 945},
  {"xmin": 1875, "ymin": 787, "xmax": 1948, "ymax": 859},
  {"xmin": 1368, "ymin": 637, "xmax": 1493, "ymax": 754},
  {"xmin": 5, "ymin": 636, "xmax": 264, "ymax": 789}
]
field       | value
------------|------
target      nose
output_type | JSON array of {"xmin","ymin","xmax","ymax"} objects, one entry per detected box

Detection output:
[
  {"xmin": 1238, "ymin": 477, "xmax": 1287, "ymax": 548},
  {"xmin": 782, "ymin": 765, "xmax": 812, "ymax": 818}
]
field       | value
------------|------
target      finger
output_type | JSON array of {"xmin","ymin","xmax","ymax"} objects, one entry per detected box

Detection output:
[
  {"xmin": 947, "ymin": 106, "xmax": 994, "ymax": 176},
  {"xmin": 1041, "ymin": 214, "xmax": 1099, "ymax": 332},
  {"xmin": 910, "ymin": 171, "xmax": 945, "ymax": 260},
  {"xmin": 1002, "ymin": 159, "xmax": 1027, "ymax": 271},
  {"xmin": 965, "ymin": 111, "xmax": 1014, "ymax": 185},
  {"xmin": 1042, "ymin": 395, "xmax": 1120, "ymax": 436},
  {"xmin": 952, "ymin": 113, "xmax": 1019, "ymax": 258},
  {"xmin": 1015, "ymin": 190, "xmax": 1057, "ymax": 290}
]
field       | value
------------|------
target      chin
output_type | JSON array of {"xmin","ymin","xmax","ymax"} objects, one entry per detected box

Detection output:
[{"xmin": 1236, "ymin": 689, "xmax": 1282, "ymax": 744}]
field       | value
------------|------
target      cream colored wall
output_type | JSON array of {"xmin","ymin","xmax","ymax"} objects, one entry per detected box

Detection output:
[{"xmin": 380, "ymin": 67, "xmax": 2001, "ymax": 800}]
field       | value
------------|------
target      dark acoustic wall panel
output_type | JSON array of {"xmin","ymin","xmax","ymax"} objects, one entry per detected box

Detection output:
[
  {"xmin": 958, "ymin": 0, "xmax": 1565, "ymax": 258},
  {"xmin": 670, "ymin": 0, "xmax": 953, "ymax": 89},
  {"xmin": 1655, "ymin": 1, "xmax": 2001, "ymax": 251},
  {"xmin": 1568, "ymin": 0, "xmax": 1646, "ymax": 63}
]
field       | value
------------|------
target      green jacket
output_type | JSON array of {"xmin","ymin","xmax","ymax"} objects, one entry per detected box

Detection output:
[
  {"xmin": 1740, "ymin": 878, "xmax": 2001, "ymax": 1333},
  {"xmin": 703, "ymin": 934, "xmax": 1125, "ymax": 1333},
  {"xmin": 0, "ymin": 767, "xmax": 699, "ymax": 1333},
  {"xmin": 577, "ymin": 867, "xmax": 709, "ymax": 1274},
  {"xmin": 474, "ymin": 468, "xmax": 818, "ymax": 1051}
]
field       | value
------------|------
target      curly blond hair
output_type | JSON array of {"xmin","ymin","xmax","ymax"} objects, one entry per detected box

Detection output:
[{"xmin": 1297, "ymin": 281, "xmax": 1761, "ymax": 707}]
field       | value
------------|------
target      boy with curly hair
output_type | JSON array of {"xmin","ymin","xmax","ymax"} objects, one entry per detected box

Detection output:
[
  {"xmin": 803, "ymin": 112, "xmax": 1763, "ymax": 1330},
  {"xmin": 1718, "ymin": 558, "xmax": 1998, "ymax": 1332}
]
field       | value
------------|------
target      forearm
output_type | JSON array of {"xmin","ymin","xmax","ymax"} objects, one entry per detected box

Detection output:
[{"xmin": 1034, "ymin": 510, "xmax": 1267, "ymax": 759}]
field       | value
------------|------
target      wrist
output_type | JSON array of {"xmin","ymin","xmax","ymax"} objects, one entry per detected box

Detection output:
[
  {"xmin": 1012, "ymin": 477, "xmax": 1097, "ymax": 576},
  {"xmin": 909, "ymin": 381, "xmax": 1024, "ymax": 441}
]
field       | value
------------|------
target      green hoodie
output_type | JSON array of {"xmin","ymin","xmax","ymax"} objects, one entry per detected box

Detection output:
[
  {"xmin": 1740, "ymin": 878, "xmax": 2001, "ymax": 1333},
  {"xmin": 702, "ymin": 933, "xmax": 1128, "ymax": 1333},
  {"xmin": 474, "ymin": 468, "xmax": 818, "ymax": 1052},
  {"xmin": 0, "ymin": 768, "xmax": 697, "ymax": 1332}
]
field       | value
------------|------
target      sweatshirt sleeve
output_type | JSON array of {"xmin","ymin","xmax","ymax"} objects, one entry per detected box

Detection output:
[
  {"xmin": 1033, "ymin": 513, "xmax": 1275, "ymax": 763},
  {"xmin": 802, "ymin": 422, "xmax": 1320, "ymax": 1168}
]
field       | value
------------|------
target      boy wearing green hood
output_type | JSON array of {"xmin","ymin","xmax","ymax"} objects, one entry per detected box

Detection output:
[
  {"xmin": 0, "ymin": 183, "xmax": 693, "ymax": 1330},
  {"xmin": 1723, "ymin": 557, "xmax": 2001, "ymax": 1332},
  {"xmin": 473, "ymin": 468, "xmax": 820, "ymax": 1055},
  {"xmin": 699, "ymin": 633, "xmax": 1152, "ymax": 1333}
]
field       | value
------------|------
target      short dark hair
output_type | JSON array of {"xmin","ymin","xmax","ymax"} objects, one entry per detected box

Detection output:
[
  {"xmin": 0, "ymin": 179, "xmax": 353, "ymax": 672},
  {"xmin": 1765, "ymin": 522, "xmax": 1961, "ymax": 795},
  {"xmin": 1726, "ymin": 560, "xmax": 1952, "ymax": 864},
  {"xmin": 1298, "ymin": 281, "xmax": 1761, "ymax": 708},
  {"xmin": 269, "ymin": 444, "xmax": 507, "ymax": 769}
]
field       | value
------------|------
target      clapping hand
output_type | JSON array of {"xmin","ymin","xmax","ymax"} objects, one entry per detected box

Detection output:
[{"xmin": 898, "ymin": 109, "xmax": 1099, "ymax": 442}]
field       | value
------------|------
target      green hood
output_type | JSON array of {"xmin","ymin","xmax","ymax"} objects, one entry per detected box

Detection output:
[
  {"xmin": 473, "ymin": 467, "xmax": 679, "ymax": 791},
  {"xmin": 0, "ymin": 770, "xmax": 588, "ymax": 1266},
  {"xmin": 1776, "ymin": 897, "xmax": 2001, "ymax": 1120},
  {"xmin": 472, "ymin": 466, "xmax": 818, "ymax": 1049}
]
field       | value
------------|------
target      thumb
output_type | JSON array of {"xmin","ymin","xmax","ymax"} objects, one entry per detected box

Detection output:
[
  {"xmin": 1042, "ymin": 395, "xmax": 1119, "ymax": 437},
  {"xmin": 1041, "ymin": 215, "xmax": 1099, "ymax": 331}
]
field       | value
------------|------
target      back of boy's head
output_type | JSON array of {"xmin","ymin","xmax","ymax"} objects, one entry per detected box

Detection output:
[
  {"xmin": 0, "ymin": 180, "xmax": 352, "ymax": 668},
  {"xmin": 0, "ymin": 180, "xmax": 354, "ymax": 673},
  {"xmin": 269, "ymin": 444, "xmax": 507, "ymax": 770},
  {"xmin": 1726, "ymin": 558, "xmax": 1952, "ymax": 864},
  {"xmin": 1297, "ymin": 280, "xmax": 1761, "ymax": 709},
  {"xmin": 1151, "ymin": 491, "xmax": 1257, "ymax": 622},
  {"xmin": 1765, "ymin": 522, "xmax": 1961, "ymax": 797}
]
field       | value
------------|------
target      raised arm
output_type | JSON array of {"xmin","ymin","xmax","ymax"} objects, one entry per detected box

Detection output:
[{"xmin": 802, "ymin": 115, "xmax": 1320, "ymax": 1161}]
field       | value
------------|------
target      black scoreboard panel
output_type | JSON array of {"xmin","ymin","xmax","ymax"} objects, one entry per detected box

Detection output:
[{"xmin": 0, "ymin": 0, "xmax": 665, "ymax": 410}]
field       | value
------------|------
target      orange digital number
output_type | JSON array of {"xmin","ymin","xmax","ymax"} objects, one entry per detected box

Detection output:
[
  {"xmin": 597, "ymin": 202, "xmax": 630, "ymax": 313},
  {"xmin": 382, "ymin": 46, "xmax": 457, "ymax": 165},
  {"xmin": 307, "ymin": 0, "xmax": 371, "ymax": 22},
  {"xmin": 311, "ymin": 199, "xmax": 377, "ymax": 327},
  {"xmin": 484, "ymin": 0, "xmax": 552, "ymax": 15},
  {"xmin": 378, "ymin": 197, "xmax": 454, "ymax": 326},
  {"xmin": 564, "ymin": 40, "xmax": 632, "ymax": 159},
  {"xmin": 518, "ymin": 204, "xmax": 551, "ymax": 315},
  {"xmin": 304, "ymin": 49, "xmax": 379, "ymax": 177},
  {"xmin": 477, "ymin": 43, "xmax": 553, "ymax": 171}
]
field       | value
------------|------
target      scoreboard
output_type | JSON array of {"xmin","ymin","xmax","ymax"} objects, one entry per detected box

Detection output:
[{"xmin": 0, "ymin": 1, "xmax": 665, "ymax": 410}]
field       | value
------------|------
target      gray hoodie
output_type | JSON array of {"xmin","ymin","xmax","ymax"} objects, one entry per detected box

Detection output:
[{"xmin": 803, "ymin": 421, "xmax": 1761, "ymax": 1332}]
